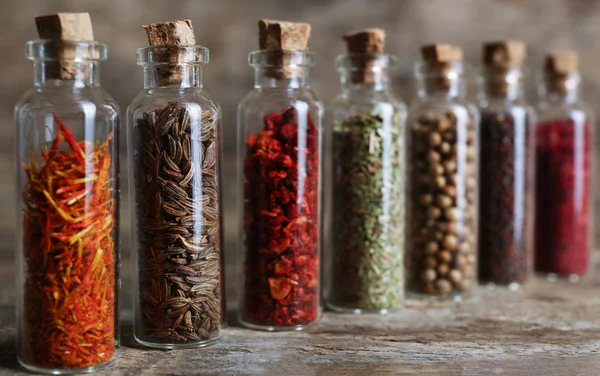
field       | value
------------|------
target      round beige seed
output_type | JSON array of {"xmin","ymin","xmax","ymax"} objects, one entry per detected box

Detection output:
[
  {"xmin": 449, "ymin": 269, "xmax": 463, "ymax": 284},
  {"xmin": 439, "ymin": 142, "xmax": 451, "ymax": 154},
  {"xmin": 436, "ymin": 194, "xmax": 452, "ymax": 208},
  {"xmin": 443, "ymin": 234, "xmax": 459, "ymax": 251},
  {"xmin": 435, "ymin": 176, "xmax": 446, "ymax": 189},
  {"xmin": 437, "ymin": 250, "xmax": 452, "ymax": 263},
  {"xmin": 437, "ymin": 263, "xmax": 449, "ymax": 276},
  {"xmin": 436, "ymin": 279, "xmax": 453, "ymax": 294},
  {"xmin": 444, "ymin": 185, "xmax": 457, "ymax": 198},
  {"xmin": 428, "ymin": 207, "xmax": 441, "ymax": 219},
  {"xmin": 443, "ymin": 160, "xmax": 457, "ymax": 173},
  {"xmin": 445, "ymin": 208, "xmax": 460, "ymax": 221},
  {"xmin": 425, "ymin": 241, "xmax": 439, "ymax": 255},
  {"xmin": 419, "ymin": 194, "xmax": 432, "ymax": 205},
  {"xmin": 428, "ymin": 150, "xmax": 441, "ymax": 164},
  {"xmin": 430, "ymin": 132, "xmax": 442, "ymax": 147},
  {"xmin": 422, "ymin": 268, "xmax": 437, "ymax": 282}
]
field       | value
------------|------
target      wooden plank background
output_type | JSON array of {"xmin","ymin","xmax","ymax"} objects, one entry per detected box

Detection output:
[{"xmin": 1, "ymin": 0, "xmax": 599, "ymax": 305}]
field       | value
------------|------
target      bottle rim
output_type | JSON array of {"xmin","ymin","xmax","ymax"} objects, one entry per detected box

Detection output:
[
  {"xmin": 413, "ymin": 60, "xmax": 468, "ymax": 78},
  {"xmin": 476, "ymin": 66, "xmax": 529, "ymax": 82},
  {"xmin": 26, "ymin": 40, "xmax": 108, "ymax": 62},
  {"xmin": 334, "ymin": 53, "xmax": 398, "ymax": 72},
  {"xmin": 248, "ymin": 50, "xmax": 315, "ymax": 68},
  {"xmin": 136, "ymin": 45, "xmax": 209, "ymax": 65}
]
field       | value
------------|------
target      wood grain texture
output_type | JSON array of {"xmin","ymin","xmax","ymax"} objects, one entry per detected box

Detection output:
[{"xmin": 2, "ymin": 260, "xmax": 600, "ymax": 375}]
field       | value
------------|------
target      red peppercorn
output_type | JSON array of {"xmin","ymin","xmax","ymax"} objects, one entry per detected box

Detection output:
[{"xmin": 534, "ymin": 119, "xmax": 592, "ymax": 276}]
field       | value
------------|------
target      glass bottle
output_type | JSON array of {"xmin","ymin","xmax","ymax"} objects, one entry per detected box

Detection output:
[
  {"xmin": 405, "ymin": 45, "xmax": 479, "ymax": 299},
  {"xmin": 476, "ymin": 42, "xmax": 535, "ymax": 289},
  {"xmin": 533, "ymin": 52, "xmax": 594, "ymax": 282},
  {"xmin": 127, "ymin": 45, "xmax": 223, "ymax": 348},
  {"xmin": 325, "ymin": 54, "xmax": 406, "ymax": 313},
  {"xmin": 237, "ymin": 50, "xmax": 323, "ymax": 330},
  {"xmin": 15, "ymin": 40, "xmax": 119, "ymax": 374}
]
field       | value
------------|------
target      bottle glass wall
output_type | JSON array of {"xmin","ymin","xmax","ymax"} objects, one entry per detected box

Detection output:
[
  {"xmin": 237, "ymin": 50, "xmax": 323, "ymax": 330},
  {"xmin": 15, "ymin": 40, "xmax": 119, "ymax": 374},
  {"xmin": 477, "ymin": 67, "xmax": 535, "ymax": 288},
  {"xmin": 325, "ymin": 54, "xmax": 406, "ymax": 313},
  {"xmin": 405, "ymin": 60, "xmax": 479, "ymax": 298},
  {"xmin": 534, "ymin": 70, "xmax": 594, "ymax": 281},
  {"xmin": 127, "ymin": 46, "xmax": 223, "ymax": 348}
]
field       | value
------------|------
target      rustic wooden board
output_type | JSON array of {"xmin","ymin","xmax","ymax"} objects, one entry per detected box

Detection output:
[{"xmin": 1, "ymin": 265, "xmax": 600, "ymax": 375}]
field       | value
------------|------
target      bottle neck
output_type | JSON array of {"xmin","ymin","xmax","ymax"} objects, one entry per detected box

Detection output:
[
  {"xmin": 254, "ymin": 67, "xmax": 308, "ymax": 89},
  {"xmin": 34, "ymin": 61, "xmax": 100, "ymax": 88},
  {"xmin": 478, "ymin": 68, "xmax": 524, "ymax": 101},
  {"xmin": 540, "ymin": 72, "xmax": 580, "ymax": 104},
  {"xmin": 418, "ymin": 76, "xmax": 464, "ymax": 98},
  {"xmin": 339, "ymin": 68, "xmax": 389, "ymax": 92},
  {"xmin": 144, "ymin": 64, "xmax": 202, "ymax": 89},
  {"xmin": 416, "ymin": 62, "xmax": 465, "ymax": 99}
]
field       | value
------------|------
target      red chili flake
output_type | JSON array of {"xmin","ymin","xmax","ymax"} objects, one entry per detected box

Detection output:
[
  {"xmin": 534, "ymin": 119, "xmax": 592, "ymax": 276},
  {"xmin": 243, "ymin": 106, "xmax": 319, "ymax": 327},
  {"xmin": 21, "ymin": 114, "xmax": 115, "ymax": 369}
]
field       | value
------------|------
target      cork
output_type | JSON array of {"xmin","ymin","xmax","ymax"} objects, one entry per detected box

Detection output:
[
  {"xmin": 545, "ymin": 51, "xmax": 579, "ymax": 75},
  {"xmin": 482, "ymin": 41, "xmax": 526, "ymax": 97},
  {"xmin": 343, "ymin": 28, "xmax": 386, "ymax": 84},
  {"xmin": 36, "ymin": 13, "xmax": 94, "ymax": 41},
  {"xmin": 483, "ymin": 41, "xmax": 526, "ymax": 69},
  {"xmin": 420, "ymin": 44, "xmax": 464, "ymax": 92},
  {"xmin": 344, "ymin": 28, "xmax": 385, "ymax": 54},
  {"xmin": 144, "ymin": 19, "xmax": 195, "ymax": 46},
  {"xmin": 143, "ymin": 19, "xmax": 196, "ymax": 86},
  {"xmin": 258, "ymin": 19, "xmax": 311, "ymax": 51},
  {"xmin": 421, "ymin": 44, "xmax": 464, "ymax": 63},
  {"xmin": 545, "ymin": 51, "xmax": 579, "ymax": 95},
  {"xmin": 258, "ymin": 19, "xmax": 311, "ymax": 79},
  {"xmin": 34, "ymin": 13, "xmax": 94, "ymax": 80}
]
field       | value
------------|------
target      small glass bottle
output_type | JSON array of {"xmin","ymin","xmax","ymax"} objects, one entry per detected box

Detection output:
[
  {"xmin": 127, "ymin": 20, "xmax": 223, "ymax": 348},
  {"xmin": 237, "ymin": 20, "xmax": 323, "ymax": 331},
  {"xmin": 533, "ymin": 51, "xmax": 594, "ymax": 282},
  {"xmin": 476, "ymin": 41, "xmax": 535, "ymax": 289},
  {"xmin": 325, "ymin": 29, "xmax": 406, "ymax": 314},
  {"xmin": 406, "ymin": 44, "xmax": 479, "ymax": 299},
  {"xmin": 15, "ymin": 14, "xmax": 119, "ymax": 374}
]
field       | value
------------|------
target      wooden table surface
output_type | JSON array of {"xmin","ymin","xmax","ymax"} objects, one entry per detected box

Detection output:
[{"xmin": 1, "ymin": 261, "xmax": 600, "ymax": 376}]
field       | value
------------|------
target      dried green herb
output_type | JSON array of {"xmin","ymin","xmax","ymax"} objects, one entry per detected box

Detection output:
[{"xmin": 328, "ymin": 112, "xmax": 404, "ymax": 311}]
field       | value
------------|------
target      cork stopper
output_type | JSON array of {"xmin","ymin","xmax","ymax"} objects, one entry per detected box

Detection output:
[
  {"xmin": 34, "ymin": 13, "xmax": 94, "ymax": 80},
  {"xmin": 36, "ymin": 13, "xmax": 94, "ymax": 40},
  {"xmin": 259, "ymin": 19, "xmax": 311, "ymax": 51},
  {"xmin": 483, "ymin": 41, "xmax": 526, "ymax": 69},
  {"xmin": 545, "ymin": 51, "xmax": 579, "ymax": 75},
  {"xmin": 544, "ymin": 51, "xmax": 579, "ymax": 94},
  {"xmin": 420, "ymin": 44, "xmax": 464, "ymax": 92},
  {"xmin": 342, "ymin": 28, "xmax": 385, "ymax": 84},
  {"xmin": 143, "ymin": 19, "xmax": 197, "ymax": 85},
  {"xmin": 421, "ymin": 44, "xmax": 464, "ymax": 64},
  {"xmin": 344, "ymin": 28, "xmax": 385, "ymax": 54},
  {"xmin": 258, "ymin": 19, "xmax": 311, "ymax": 79},
  {"xmin": 482, "ymin": 41, "xmax": 526, "ymax": 97},
  {"xmin": 144, "ymin": 19, "xmax": 195, "ymax": 46}
]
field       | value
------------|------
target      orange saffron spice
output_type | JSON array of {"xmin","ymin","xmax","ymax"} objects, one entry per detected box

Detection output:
[{"xmin": 21, "ymin": 114, "xmax": 116, "ymax": 369}]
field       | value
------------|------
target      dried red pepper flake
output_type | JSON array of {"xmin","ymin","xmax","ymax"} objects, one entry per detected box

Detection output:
[
  {"xmin": 534, "ymin": 119, "xmax": 592, "ymax": 276},
  {"xmin": 21, "ymin": 114, "xmax": 115, "ymax": 369},
  {"xmin": 243, "ymin": 107, "xmax": 319, "ymax": 328}
]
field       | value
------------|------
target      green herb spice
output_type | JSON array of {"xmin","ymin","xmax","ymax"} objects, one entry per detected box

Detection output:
[{"xmin": 328, "ymin": 112, "xmax": 404, "ymax": 311}]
